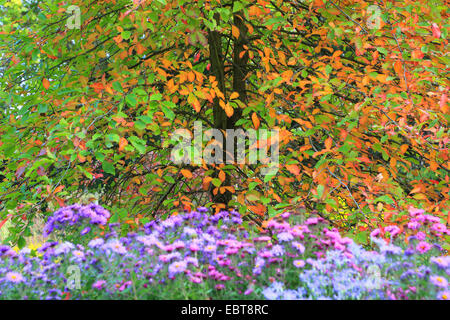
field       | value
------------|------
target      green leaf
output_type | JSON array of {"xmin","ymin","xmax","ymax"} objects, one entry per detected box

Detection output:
[
  {"xmin": 126, "ymin": 94, "xmax": 137, "ymax": 107},
  {"xmin": 317, "ymin": 184, "xmax": 324, "ymax": 198},
  {"xmin": 102, "ymin": 161, "xmax": 115, "ymax": 175}
]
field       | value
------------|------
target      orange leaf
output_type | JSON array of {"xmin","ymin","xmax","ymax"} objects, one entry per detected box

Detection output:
[
  {"xmin": 324, "ymin": 137, "xmax": 332, "ymax": 150},
  {"xmin": 286, "ymin": 164, "xmax": 300, "ymax": 175},
  {"xmin": 218, "ymin": 170, "xmax": 226, "ymax": 182},
  {"xmin": 54, "ymin": 185, "xmax": 64, "ymax": 194},
  {"xmin": 43, "ymin": 78, "xmax": 50, "ymax": 90},
  {"xmin": 119, "ymin": 137, "xmax": 128, "ymax": 152},
  {"xmin": 252, "ymin": 112, "xmax": 260, "ymax": 129},
  {"xmin": 232, "ymin": 25, "xmax": 240, "ymax": 39},
  {"xmin": 181, "ymin": 169, "xmax": 192, "ymax": 179},
  {"xmin": 400, "ymin": 144, "xmax": 409, "ymax": 154},
  {"xmin": 224, "ymin": 103, "xmax": 234, "ymax": 117},
  {"xmin": 230, "ymin": 92, "xmax": 239, "ymax": 100},
  {"xmin": 394, "ymin": 61, "xmax": 402, "ymax": 76}
]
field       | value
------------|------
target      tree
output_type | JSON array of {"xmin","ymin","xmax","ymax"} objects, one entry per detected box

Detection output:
[{"xmin": 0, "ymin": 0, "xmax": 448, "ymax": 245}]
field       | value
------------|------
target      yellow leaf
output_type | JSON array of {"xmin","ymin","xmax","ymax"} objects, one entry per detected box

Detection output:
[{"xmin": 230, "ymin": 92, "xmax": 239, "ymax": 100}]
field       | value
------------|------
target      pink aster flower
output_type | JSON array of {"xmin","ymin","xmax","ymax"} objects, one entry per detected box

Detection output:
[
  {"xmin": 370, "ymin": 229, "xmax": 381, "ymax": 238},
  {"xmin": 416, "ymin": 231, "xmax": 427, "ymax": 241},
  {"xmin": 407, "ymin": 221, "xmax": 421, "ymax": 230},
  {"xmin": 408, "ymin": 207, "xmax": 425, "ymax": 217},
  {"xmin": 253, "ymin": 236, "xmax": 271, "ymax": 242},
  {"xmin": 189, "ymin": 276, "xmax": 202, "ymax": 284},
  {"xmin": 305, "ymin": 217, "xmax": 319, "ymax": 225},
  {"xmin": 431, "ymin": 223, "xmax": 448, "ymax": 234},
  {"xmin": 293, "ymin": 260, "xmax": 306, "ymax": 268},
  {"xmin": 424, "ymin": 215, "xmax": 441, "ymax": 223},
  {"xmin": 92, "ymin": 280, "xmax": 106, "ymax": 290},
  {"xmin": 416, "ymin": 241, "xmax": 432, "ymax": 254},
  {"xmin": 385, "ymin": 225, "xmax": 401, "ymax": 237}
]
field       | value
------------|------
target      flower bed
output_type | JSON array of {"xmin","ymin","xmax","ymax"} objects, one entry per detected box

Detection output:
[{"xmin": 0, "ymin": 205, "xmax": 448, "ymax": 300}]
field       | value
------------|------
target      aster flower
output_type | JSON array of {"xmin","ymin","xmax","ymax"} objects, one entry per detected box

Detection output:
[
  {"xmin": 385, "ymin": 225, "xmax": 401, "ymax": 237},
  {"xmin": 105, "ymin": 239, "xmax": 127, "ymax": 255},
  {"xmin": 270, "ymin": 245, "xmax": 284, "ymax": 257},
  {"xmin": 5, "ymin": 272, "xmax": 25, "ymax": 283},
  {"xmin": 416, "ymin": 241, "xmax": 432, "ymax": 254},
  {"xmin": 293, "ymin": 260, "xmax": 306, "ymax": 268},
  {"xmin": 277, "ymin": 232, "xmax": 294, "ymax": 242},
  {"xmin": 437, "ymin": 291, "xmax": 449, "ymax": 300},
  {"xmin": 430, "ymin": 256, "xmax": 449, "ymax": 269},
  {"xmin": 407, "ymin": 221, "xmax": 420, "ymax": 230},
  {"xmin": 203, "ymin": 244, "xmax": 217, "ymax": 253},
  {"xmin": 92, "ymin": 280, "xmax": 106, "ymax": 290},
  {"xmin": 88, "ymin": 238, "xmax": 105, "ymax": 249},
  {"xmin": 262, "ymin": 287, "xmax": 279, "ymax": 300},
  {"xmin": 430, "ymin": 275, "xmax": 448, "ymax": 288},
  {"xmin": 408, "ymin": 207, "xmax": 425, "ymax": 216},
  {"xmin": 168, "ymin": 261, "xmax": 187, "ymax": 276}
]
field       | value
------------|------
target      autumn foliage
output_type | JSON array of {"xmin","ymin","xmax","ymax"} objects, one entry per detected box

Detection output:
[{"xmin": 0, "ymin": 0, "xmax": 448, "ymax": 245}]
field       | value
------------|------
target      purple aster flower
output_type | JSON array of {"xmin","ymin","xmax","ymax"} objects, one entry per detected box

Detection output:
[
  {"xmin": 54, "ymin": 242, "xmax": 75, "ymax": 255},
  {"xmin": 277, "ymin": 232, "xmax": 294, "ymax": 242},
  {"xmin": 204, "ymin": 244, "xmax": 217, "ymax": 253},
  {"xmin": 437, "ymin": 291, "xmax": 449, "ymax": 300},
  {"xmin": 380, "ymin": 244, "xmax": 403, "ymax": 255},
  {"xmin": 106, "ymin": 239, "xmax": 127, "ymax": 255},
  {"xmin": 262, "ymin": 287, "xmax": 279, "ymax": 300},
  {"xmin": 5, "ymin": 272, "xmax": 25, "ymax": 283},
  {"xmin": 430, "ymin": 256, "xmax": 449, "ymax": 269},
  {"xmin": 185, "ymin": 257, "xmax": 199, "ymax": 267},
  {"xmin": 197, "ymin": 207, "xmax": 208, "ymax": 213},
  {"xmin": 430, "ymin": 275, "xmax": 448, "ymax": 288},
  {"xmin": 88, "ymin": 238, "xmax": 105, "ymax": 249},
  {"xmin": 270, "ymin": 245, "xmax": 284, "ymax": 257},
  {"xmin": 292, "ymin": 241, "xmax": 305, "ymax": 254},
  {"xmin": 168, "ymin": 261, "xmax": 187, "ymax": 276},
  {"xmin": 80, "ymin": 226, "xmax": 91, "ymax": 235}
]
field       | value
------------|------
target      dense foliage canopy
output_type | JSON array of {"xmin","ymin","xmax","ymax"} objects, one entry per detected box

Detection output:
[{"xmin": 0, "ymin": 0, "xmax": 448, "ymax": 247}]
